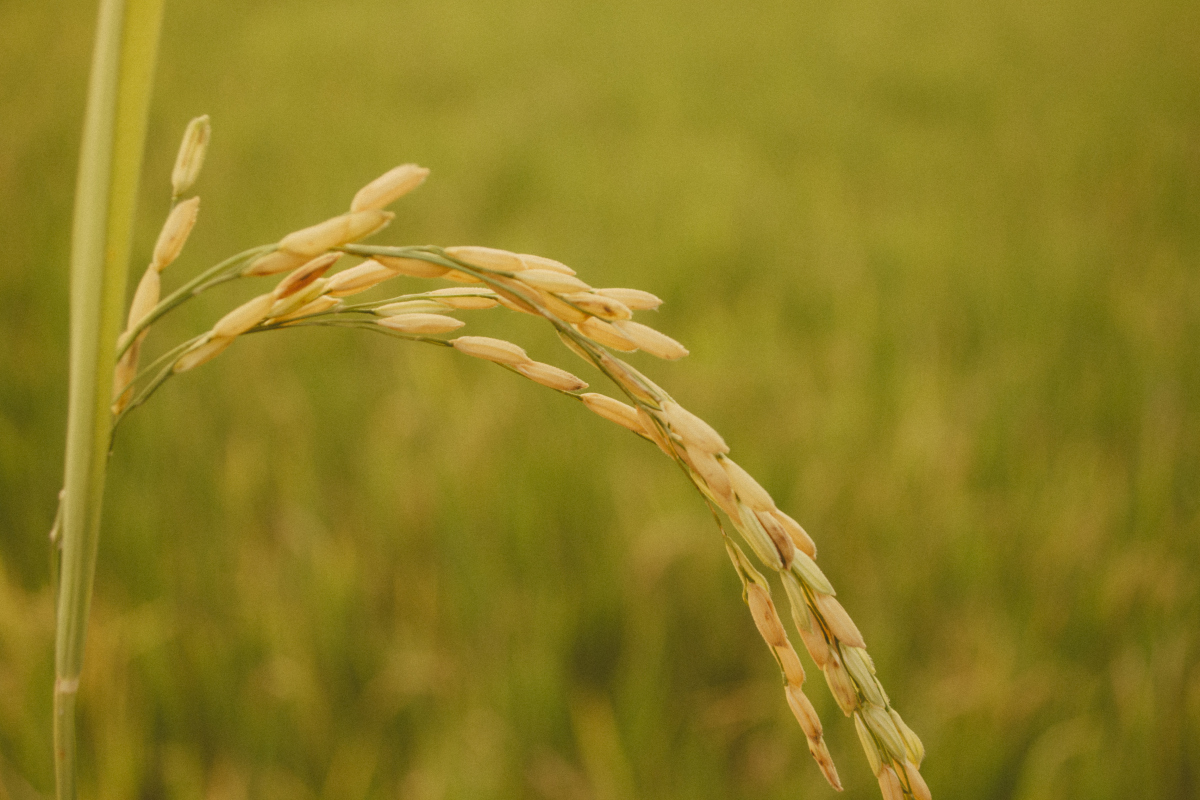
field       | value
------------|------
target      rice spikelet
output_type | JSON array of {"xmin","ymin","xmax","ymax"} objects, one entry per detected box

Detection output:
[
  {"xmin": 877, "ymin": 765, "xmax": 905, "ymax": 800},
  {"xmin": 517, "ymin": 269, "xmax": 591, "ymax": 294},
  {"xmin": 596, "ymin": 287, "xmax": 662, "ymax": 310},
  {"xmin": 244, "ymin": 250, "xmax": 309, "ymax": 277},
  {"xmin": 767, "ymin": 509, "xmax": 817, "ymax": 558},
  {"xmin": 350, "ymin": 164, "xmax": 429, "ymax": 212},
  {"xmin": 273, "ymin": 253, "xmax": 340, "ymax": 299},
  {"xmin": 127, "ymin": 269, "xmax": 160, "ymax": 330},
  {"xmin": 151, "ymin": 197, "xmax": 200, "ymax": 271},
  {"xmin": 445, "ymin": 245, "xmax": 525, "ymax": 273},
  {"xmin": 746, "ymin": 584, "xmax": 788, "ymax": 648},
  {"xmin": 325, "ymin": 259, "xmax": 398, "ymax": 297},
  {"xmin": 722, "ymin": 458, "xmax": 776, "ymax": 512},
  {"xmin": 813, "ymin": 593, "xmax": 866, "ymax": 648},
  {"xmin": 785, "ymin": 685, "xmax": 822, "ymax": 739},
  {"xmin": 429, "ymin": 287, "xmax": 499, "ymax": 310},
  {"xmin": 518, "ymin": 253, "xmax": 576, "ymax": 275},
  {"xmin": 451, "ymin": 336, "xmax": 531, "ymax": 365},
  {"xmin": 610, "ymin": 319, "xmax": 688, "ymax": 360},
  {"xmin": 580, "ymin": 393, "xmax": 643, "ymax": 433},
  {"xmin": 279, "ymin": 209, "xmax": 393, "ymax": 257},
  {"xmin": 563, "ymin": 292, "xmax": 632, "ymax": 320},
  {"xmin": 211, "ymin": 293, "xmax": 274, "ymax": 338},
  {"xmin": 516, "ymin": 361, "xmax": 588, "ymax": 392},
  {"xmin": 377, "ymin": 313, "xmax": 465, "ymax": 335},
  {"xmin": 577, "ymin": 317, "xmax": 637, "ymax": 352},
  {"xmin": 661, "ymin": 401, "xmax": 728, "ymax": 454},
  {"xmin": 173, "ymin": 335, "xmax": 235, "ymax": 373},
  {"xmin": 171, "ymin": 115, "xmax": 211, "ymax": 197},
  {"xmin": 374, "ymin": 254, "xmax": 451, "ymax": 279},
  {"xmin": 904, "ymin": 760, "xmax": 932, "ymax": 800},
  {"xmin": 275, "ymin": 295, "xmax": 341, "ymax": 322}
]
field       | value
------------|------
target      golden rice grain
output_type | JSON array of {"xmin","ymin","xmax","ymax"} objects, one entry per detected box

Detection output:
[
  {"xmin": 813, "ymin": 593, "xmax": 866, "ymax": 649},
  {"xmin": 517, "ymin": 269, "xmax": 591, "ymax": 294},
  {"xmin": 128, "ymin": 269, "xmax": 160, "ymax": 330},
  {"xmin": 151, "ymin": 197, "xmax": 200, "ymax": 271},
  {"xmin": 562, "ymin": 292, "xmax": 632, "ymax": 320},
  {"xmin": 904, "ymin": 760, "xmax": 932, "ymax": 800},
  {"xmin": 445, "ymin": 245, "xmax": 525, "ymax": 273},
  {"xmin": 376, "ymin": 300, "xmax": 446, "ymax": 315},
  {"xmin": 211, "ymin": 293, "xmax": 274, "ymax": 338},
  {"xmin": 684, "ymin": 443, "xmax": 733, "ymax": 503},
  {"xmin": 767, "ymin": 509, "xmax": 817, "ymax": 558},
  {"xmin": 171, "ymin": 115, "xmax": 210, "ymax": 197},
  {"xmin": 441, "ymin": 269, "xmax": 484, "ymax": 283},
  {"xmin": 267, "ymin": 278, "xmax": 328, "ymax": 319},
  {"xmin": 661, "ymin": 401, "xmax": 729, "ymax": 454},
  {"xmin": 596, "ymin": 353, "xmax": 661, "ymax": 406},
  {"xmin": 170, "ymin": 115, "xmax": 210, "ymax": 196},
  {"xmin": 823, "ymin": 657, "xmax": 859, "ymax": 715},
  {"xmin": 577, "ymin": 317, "xmax": 637, "ymax": 351},
  {"xmin": 580, "ymin": 393, "xmax": 644, "ymax": 433},
  {"xmin": 244, "ymin": 250, "xmax": 310, "ymax": 277},
  {"xmin": 807, "ymin": 737, "xmax": 843, "ymax": 792},
  {"xmin": 534, "ymin": 292, "xmax": 591, "ymax": 323},
  {"xmin": 518, "ymin": 253, "xmax": 576, "ymax": 275},
  {"xmin": 428, "ymin": 287, "xmax": 499, "ymax": 310},
  {"xmin": 877, "ymin": 765, "xmax": 905, "ymax": 800},
  {"xmin": 516, "ymin": 361, "xmax": 588, "ymax": 392},
  {"xmin": 374, "ymin": 254, "xmax": 451, "ymax": 279},
  {"xmin": 722, "ymin": 458, "xmax": 775, "ymax": 512},
  {"xmin": 111, "ymin": 345, "xmax": 139, "ymax": 413},
  {"xmin": 173, "ymin": 335, "xmax": 235, "ymax": 373},
  {"xmin": 494, "ymin": 287, "xmax": 541, "ymax": 316},
  {"xmin": 757, "ymin": 509, "xmax": 796, "ymax": 568},
  {"xmin": 785, "ymin": 684, "xmax": 822, "ymax": 739},
  {"xmin": 796, "ymin": 619, "xmax": 834, "ymax": 670},
  {"xmin": 279, "ymin": 209, "xmax": 393, "ymax": 257},
  {"xmin": 349, "ymin": 164, "xmax": 429, "ymax": 212},
  {"xmin": 777, "ymin": 642, "xmax": 807, "ymax": 687},
  {"xmin": 273, "ymin": 252, "xmax": 340, "ymax": 299},
  {"xmin": 635, "ymin": 407, "xmax": 675, "ymax": 456},
  {"xmin": 596, "ymin": 287, "xmax": 662, "ymax": 310},
  {"xmin": 611, "ymin": 319, "xmax": 688, "ymax": 360},
  {"xmin": 275, "ymin": 295, "xmax": 341, "ymax": 322},
  {"xmin": 746, "ymin": 584, "xmax": 788, "ymax": 648},
  {"xmin": 325, "ymin": 259, "xmax": 398, "ymax": 297},
  {"xmin": 450, "ymin": 335, "xmax": 531, "ymax": 365},
  {"xmin": 377, "ymin": 313, "xmax": 465, "ymax": 335}
]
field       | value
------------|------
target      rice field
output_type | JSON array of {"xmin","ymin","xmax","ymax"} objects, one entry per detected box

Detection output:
[{"xmin": 0, "ymin": 0, "xmax": 1197, "ymax": 797}]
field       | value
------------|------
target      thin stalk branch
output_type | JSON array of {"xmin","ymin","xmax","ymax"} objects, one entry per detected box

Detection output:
[{"xmin": 115, "ymin": 244, "xmax": 274, "ymax": 359}]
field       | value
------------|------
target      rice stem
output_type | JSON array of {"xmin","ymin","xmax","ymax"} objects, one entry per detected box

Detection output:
[{"xmin": 56, "ymin": 1, "xmax": 164, "ymax": 797}]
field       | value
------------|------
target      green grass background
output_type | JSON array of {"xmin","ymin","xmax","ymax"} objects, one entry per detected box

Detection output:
[{"xmin": 2, "ymin": 0, "xmax": 1198, "ymax": 797}]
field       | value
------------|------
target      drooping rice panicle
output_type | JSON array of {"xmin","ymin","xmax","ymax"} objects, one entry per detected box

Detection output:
[{"xmin": 113, "ymin": 147, "xmax": 930, "ymax": 798}]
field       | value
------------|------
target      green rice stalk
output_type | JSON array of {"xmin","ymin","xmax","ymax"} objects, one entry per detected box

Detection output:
[{"xmin": 56, "ymin": 1, "xmax": 164, "ymax": 798}]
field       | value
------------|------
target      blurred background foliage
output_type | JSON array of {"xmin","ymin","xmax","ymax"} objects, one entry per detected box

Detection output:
[{"xmin": 1, "ymin": 0, "xmax": 1198, "ymax": 797}]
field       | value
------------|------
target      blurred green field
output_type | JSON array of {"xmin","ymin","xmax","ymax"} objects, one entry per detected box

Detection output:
[{"xmin": 2, "ymin": 0, "xmax": 1199, "ymax": 798}]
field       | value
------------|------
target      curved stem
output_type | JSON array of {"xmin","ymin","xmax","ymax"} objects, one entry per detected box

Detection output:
[{"xmin": 115, "ymin": 244, "xmax": 274, "ymax": 359}]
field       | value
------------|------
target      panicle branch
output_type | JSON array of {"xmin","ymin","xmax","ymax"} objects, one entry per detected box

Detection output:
[{"xmin": 112, "ymin": 130, "xmax": 930, "ymax": 797}]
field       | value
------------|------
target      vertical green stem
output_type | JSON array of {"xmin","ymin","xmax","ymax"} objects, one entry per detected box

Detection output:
[{"xmin": 56, "ymin": 1, "xmax": 164, "ymax": 798}]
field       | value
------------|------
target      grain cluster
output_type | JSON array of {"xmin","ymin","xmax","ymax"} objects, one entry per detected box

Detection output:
[{"xmin": 112, "ymin": 124, "xmax": 931, "ymax": 798}]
